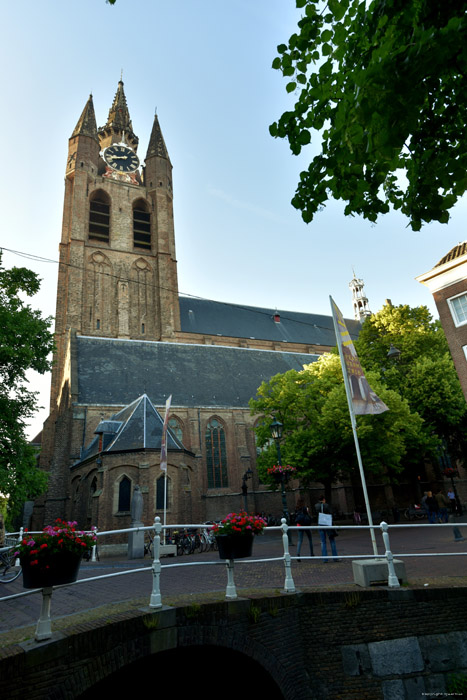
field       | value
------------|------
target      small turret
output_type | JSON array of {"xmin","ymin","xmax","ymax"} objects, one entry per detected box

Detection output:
[{"xmin": 349, "ymin": 272, "xmax": 372, "ymax": 321}]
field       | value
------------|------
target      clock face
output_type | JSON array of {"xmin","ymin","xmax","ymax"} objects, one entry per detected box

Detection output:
[{"xmin": 103, "ymin": 145, "xmax": 140, "ymax": 173}]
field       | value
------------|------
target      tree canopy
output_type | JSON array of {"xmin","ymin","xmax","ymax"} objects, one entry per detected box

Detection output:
[
  {"xmin": 250, "ymin": 353, "xmax": 427, "ymax": 498},
  {"xmin": 270, "ymin": 0, "xmax": 467, "ymax": 230},
  {"xmin": 0, "ymin": 254, "xmax": 54, "ymax": 523},
  {"xmin": 250, "ymin": 303, "xmax": 465, "ymax": 494}
]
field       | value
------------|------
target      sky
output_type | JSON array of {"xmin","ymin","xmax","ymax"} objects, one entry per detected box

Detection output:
[{"xmin": 1, "ymin": 0, "xmax": 465, "ymax": 440}]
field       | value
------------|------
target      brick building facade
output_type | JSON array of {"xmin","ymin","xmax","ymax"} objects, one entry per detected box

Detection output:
[
  {"xmin": 417, "ymin": 242, "xmax": 467, "ymax": 401},
  {"xmin": 34, "ymin": 81, "xmax": 360, "ymax": 533}
]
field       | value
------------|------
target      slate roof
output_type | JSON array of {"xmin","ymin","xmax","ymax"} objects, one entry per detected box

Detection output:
[
  {"xmin": 178, "ymin": 297, "xmax": 360, "ymax": 345},
  {"xmin": 76, "ymin": 336, "xmax": 320, "ymax": 409},
  {"xmin": 77, "ymin": 394, "xmax": 185, "ymax": 463}
]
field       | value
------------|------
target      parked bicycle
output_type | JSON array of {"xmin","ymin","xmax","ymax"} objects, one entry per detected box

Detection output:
[
  {"xmin": 0, "ymin": 542, "xmax": 21, "ymax": 583},
  {"xmin": 404, "ymin": 504, "xmax": 426, "ymax": 520}
]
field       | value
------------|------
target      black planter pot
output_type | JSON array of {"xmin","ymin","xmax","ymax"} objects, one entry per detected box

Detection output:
[
  {"xmin": 21, "ymin": 551, "xmax": 83, "ymax": 589},
  {"xmin": 215, "ymin": 534, "xmax": 254, "ymax": 560}
]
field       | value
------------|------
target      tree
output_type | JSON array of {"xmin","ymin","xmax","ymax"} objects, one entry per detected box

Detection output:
[
  {"xmin": 250, "ymin": 353, "xmax": 427, "ymax": 499},
  {"xmin": 355, "ymin": 302, "xmax": 467, "ymax": 462},
  {"xmin": 0, "ymin": 253, "xmax": 54, "ymax": 523},
  {"xmin": 270, "ymin": 0, "xmax": 467, "ymax": 230}
]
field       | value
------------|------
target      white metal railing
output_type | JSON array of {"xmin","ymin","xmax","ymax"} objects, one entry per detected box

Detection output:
[{"xmin": 1, "ymin": 518, "xmax": 465, "ymax": 642}]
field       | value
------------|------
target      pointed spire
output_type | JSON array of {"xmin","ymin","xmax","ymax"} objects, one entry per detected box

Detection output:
[
  {"xmin": 146, "ymin": 113, "xmax": 169, "ymax": 160},
  {"xmin": 98, "ymin": 80, "xmax": 138, "ymax": 148},
  {"xmin": 71, "ymin": 95, "xmax": 98, "ymax": 140}
]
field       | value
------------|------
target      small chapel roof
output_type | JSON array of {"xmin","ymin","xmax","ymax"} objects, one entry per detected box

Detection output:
[
  {"xmin": 77, "ymin": 394, "xmax": 184, "ymax": 464},
  {"xmin": 75, "ymin": 337, "xmax": 320, "ymax": 409},
  {"xmin": 178, "ymin": 297, "xmax": 360, "ymax": 345}
]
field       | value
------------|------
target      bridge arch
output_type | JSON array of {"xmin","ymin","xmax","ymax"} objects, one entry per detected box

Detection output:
[{"xmin": 78, "ymin": 645, "xmax": 285, "ymax": 699}]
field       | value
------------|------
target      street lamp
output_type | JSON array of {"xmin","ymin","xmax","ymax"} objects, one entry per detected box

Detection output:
[
  {"xmin": 387, "ymin": 344, "xmax": 401, "ymax": 361},
  {"xmin": 269, "ymin": 419, "xmax": 290, "ymax": 526}
]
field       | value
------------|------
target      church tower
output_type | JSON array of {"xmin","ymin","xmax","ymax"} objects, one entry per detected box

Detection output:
[
  {"xmin": 349, "ymin": 272, "xmax": 372, "ymax": 321},
  {"xmin": 50, "ymin": 82, "xmax": 180, "ymax": 411}
]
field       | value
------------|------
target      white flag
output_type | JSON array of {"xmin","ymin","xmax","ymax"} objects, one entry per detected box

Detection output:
[{"xmin": 160, "ymin": 395, "xmax": 172, "ymax": 471}]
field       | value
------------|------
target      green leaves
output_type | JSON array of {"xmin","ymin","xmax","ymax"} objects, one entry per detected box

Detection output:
[
  {"xmin": 0, "ymin": 253, "xmax": 54, "ymax": 522},
  {"xmin": 270, "ymin": 0, "xmax": 467, "ymax": 229}
]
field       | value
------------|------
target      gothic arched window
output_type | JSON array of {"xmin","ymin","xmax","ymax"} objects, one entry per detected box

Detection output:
[
  {"xmin": 89, "ymin": 190, "xmax": 110, "ymax": 243},
  {"xmin": 133, "ymin": 199, "xmax": 151, "ymax": 250},
  {"xmin": 118, "ymin": 475, "xmax": 131, "ymax": 512},
  {"xmin": 168, "ymin": 417, "xmax": 183, "ymax": 444},
  {"xmin": 156, "ymin": 474, "xmax": 171, "ymax": 510},
  {"xmin": 205, "ymin": 418, "xmax": 228, "ymax": 489}
]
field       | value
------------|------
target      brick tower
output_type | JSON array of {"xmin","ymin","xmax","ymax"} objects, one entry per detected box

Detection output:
[{"xmin": 38, "ymin": 82, "xmax": 181, "ymax": 525}]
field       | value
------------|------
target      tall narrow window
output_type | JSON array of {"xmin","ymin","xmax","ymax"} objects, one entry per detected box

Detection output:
[
  {"xmin": 168, "ymin": 417, "xmax": 183, "ymax": 444},
  {"xmin": 133, "ymin": 200, "xmax": 151, "ymax": 250},
  {"xmin": 205, "ymin": 418, "xmax": 228, "ymax": 488},
  {"xmin": 89, "ymin": 192, "xmax": 110, "ymax": 243},
  {"xmin": 118, "ymin": 476, "xmax": 131, "ymax": 512}
]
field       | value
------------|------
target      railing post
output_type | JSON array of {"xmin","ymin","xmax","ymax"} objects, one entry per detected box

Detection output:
[
  {"xmin": 35, "ymin": 587, "xmax": 53, "ymax": 641},
  {"xmin": 281, "ymin": 518, "xmax": 295, "ymax": 593},
  {"xmin": 225, "ymin": 560, "xmax": 237, "ymax": 599},
  {"xmin": 92, "ymin": 528, "xmax": 99, "ymax": 562},
  {"xmin": 149, "ymin": 516, "xmax": 162, "ymax": 608},
  {"xmin": 380, "ymin": 521, "xmax": 400, "ymax": 588},
  {"xmin": 15, "ymin": 528, "xmax": 23, "ymax": 567}
]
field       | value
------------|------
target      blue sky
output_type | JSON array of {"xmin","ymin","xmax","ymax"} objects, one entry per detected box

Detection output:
[{"xmin": 1, "ymin": 1, "xmax": 464, "ymax": 438}]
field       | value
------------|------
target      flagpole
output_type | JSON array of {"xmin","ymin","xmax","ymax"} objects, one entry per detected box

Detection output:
[
  {"xmin": 330, "ymin": 297, "xmax": 379, "ymax": 557},
  {"xmin": 160, "ymin": 395, "xmax": 172, "ymax": 547}
]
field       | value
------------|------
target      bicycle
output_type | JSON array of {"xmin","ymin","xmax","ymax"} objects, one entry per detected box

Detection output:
[{"xmin": 0, "ymin": 542, "xmax": 22, "ymax": 583}]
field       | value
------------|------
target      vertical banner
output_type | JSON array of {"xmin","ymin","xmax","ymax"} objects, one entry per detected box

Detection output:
[
  {"xmin": 330, "ymin": 297, "xmax": 388, "ymax": 416},
  {"xmin": 160, "ymin": 394, "xmax": 172, "ymax": 472}
]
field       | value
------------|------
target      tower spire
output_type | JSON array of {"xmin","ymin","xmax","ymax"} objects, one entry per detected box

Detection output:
[
  {"xmin": 71, "ymin": 95, "xmax": 98, "ymax": 141},
  {"xmin": 98, "ymin": 79, "xmax": 138, "ymax": 150},
  {"xmin": 349, "ymin": 271, "xmax": 372, "ymax": 321},
  {"xmin": 145, "ymin": 112, "xmax": 169, "ymax": 161}
]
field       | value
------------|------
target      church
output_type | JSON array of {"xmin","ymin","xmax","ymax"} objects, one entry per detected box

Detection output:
[{"xmin": 34, "ymin": 81, "xmax": 361, "ymax": 533}]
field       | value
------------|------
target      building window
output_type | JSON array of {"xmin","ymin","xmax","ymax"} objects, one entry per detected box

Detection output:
[
  {"xmin": 156, "ymin": 474, "xmax": 171, "ymax": 510},
  {"xmin": 168, "ymin": 417, "xmax": 183, "ymax": 444},
  {"xmin": 118, "ymin": 476, "xmax": 131, "ymax": 512},
  {"xmin": 205, "ymin": 418, "xmax": 228, "ymax": 488},
  {"xmin": 448, "ymin": 292, "xmax": 467, "ymax": 327},
  {"xmin": 133, "ymin": 200, "xmax": 151, "ymax": 250},
  {"xmin": 89, "ymin": 192, "xmax": 110, "ymax": 243}
]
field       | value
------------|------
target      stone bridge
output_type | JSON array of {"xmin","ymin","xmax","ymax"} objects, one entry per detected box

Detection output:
[{"xmin": 1, "ymin": 586, "xmax": 467, "ymax": 699}]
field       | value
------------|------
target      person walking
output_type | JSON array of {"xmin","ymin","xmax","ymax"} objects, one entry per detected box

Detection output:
[
  {"xmin": 314, "ymin": 495, "xmax": 339, "ymax": 562},
  {"xmin": 426, "ymin": 491, "xmax": 440, "ymax": 524},
  {"xmin": 447, "ymin": 488, "xmax": 457, "ymax": 515},
  {"xmin": 295, "ymin": 499, "xmax": 314, "ymax": 562},
  {"xmin": 435, "ymin": 490, "xmax": 450, "ymax": 523}
]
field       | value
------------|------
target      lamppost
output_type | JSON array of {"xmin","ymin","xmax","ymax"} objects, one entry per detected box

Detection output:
[
  {"xmin": 269, "ymin": 418, "xmax": 291, "ymax": 528},
  {"xmin": 241, "ymin": 468, "xmax": 253, "ymax": 512}
]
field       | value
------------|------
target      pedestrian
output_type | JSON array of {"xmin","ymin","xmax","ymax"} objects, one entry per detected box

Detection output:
[
  {"xmin": 435, "ymin": 490, "xmax": 450, "ymax": 523},
  {"xmin": 447, "ymin": 488, "xmax": 457, "ymax": 515},
  {"xmin": 295, "ymin": 499, "xmax": 314, "ymax": 562},
  {"xmin": 421, "ymin": 492, "xmax": 429, "ymax": 517},
  {"xmin": 425, "ymin": 491, "xmax": 439, "ymax": 524},
  {"xmin": 314, "ymin": 495, "xmax": 339, "ymax": 562}
]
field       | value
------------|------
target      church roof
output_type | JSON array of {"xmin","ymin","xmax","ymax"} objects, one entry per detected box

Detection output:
[
  {"xmin": 77, "ymin": 394, "xmax": 185, "ymax": 463},
  {"xmin": 178, "ymin": 297, "xmax": 360, "ymax": 346},
  {"xmin": 76, "ymin": 336, "xmax": 320, "ymax": 409}
]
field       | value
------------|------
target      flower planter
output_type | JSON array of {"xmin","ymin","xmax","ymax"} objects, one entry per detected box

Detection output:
[
  {"xmin": 216, "ymin": 533, "xmax": 254, "ymax": 560},
  {"xmin": 21, "ymin": 551, "xmax": 83, "ymax": 589}
]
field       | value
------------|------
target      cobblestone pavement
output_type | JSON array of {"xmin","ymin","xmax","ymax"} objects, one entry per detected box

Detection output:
[{"xmin": 1, "ymin": 522, "xmax": 466, "ymax": 639}]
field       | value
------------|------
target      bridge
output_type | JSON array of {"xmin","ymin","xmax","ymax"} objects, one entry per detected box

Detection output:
[{"xmin": 1, "ymin": 523, "xmax": 467, "ymax": 699}]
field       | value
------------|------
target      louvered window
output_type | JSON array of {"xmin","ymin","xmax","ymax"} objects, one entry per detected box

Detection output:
[
  {"xmin": 133, "ymin": 207, "xmax": 151, "ymax": 249},
  {"xmin": 89, "ymin": 196, "xmax": 110, "ymax": 242}
]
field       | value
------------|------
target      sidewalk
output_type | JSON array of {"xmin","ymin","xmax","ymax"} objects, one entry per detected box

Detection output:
[{"xmin": 1, "ymin": 523, "xmax": 466, "ymax": 645}]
